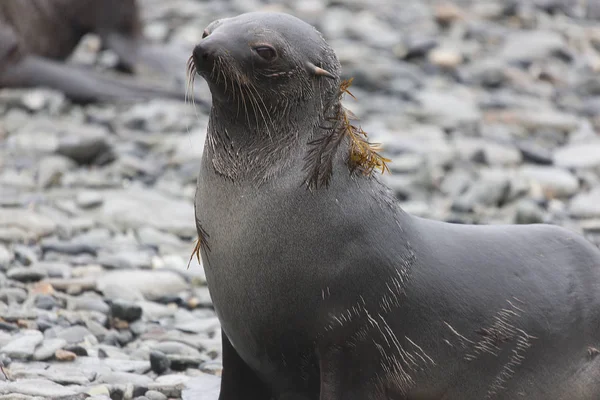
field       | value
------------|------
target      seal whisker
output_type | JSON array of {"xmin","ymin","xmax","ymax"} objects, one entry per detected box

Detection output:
[
  {"xmin": 247, "ymin": 82, "xmax": 277, "ymax": 137},
  {"xmin": 246, "ymin": 83, "xmax": 273, "ymax": 138}
]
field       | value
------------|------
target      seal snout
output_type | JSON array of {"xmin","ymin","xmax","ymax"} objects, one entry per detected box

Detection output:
[
  {"xmin": 192, "ymin": 42, "xmax": 214, "ymax": 69},
  {"xmin": 192, "ymin": 42, "xmax": 217, "ymax": 73}
]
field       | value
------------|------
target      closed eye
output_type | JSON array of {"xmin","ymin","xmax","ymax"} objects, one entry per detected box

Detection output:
[{"xmin": 254, "ymin": 45, "xmax": 277, "ymax": 61}]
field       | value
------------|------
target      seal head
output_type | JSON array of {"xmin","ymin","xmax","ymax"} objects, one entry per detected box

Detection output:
[
  {"xmin": 192, "ymin": 12, "xmax": 340, "ymax": 104},
  {"xmin": 189, "ymin": 12, "xmax": 388, "ymax": 185}
]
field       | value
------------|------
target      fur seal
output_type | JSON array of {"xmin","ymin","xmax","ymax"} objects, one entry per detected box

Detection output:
[
  {"xmin": 0, "ymin": 0, "xmax": 203, "ymax": 104},
  {"xmin": 191, "ymin": 11, "xmax": 600, "ymax": 400}
]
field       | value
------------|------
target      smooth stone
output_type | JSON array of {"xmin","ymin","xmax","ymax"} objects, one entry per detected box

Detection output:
[
  {"xmin": 97, "ymin": 270, "xmax": 188, "ymax": 302},
  {"xmin": 73, "ymin": 296, "xmax": 111, "ymax": 314},
  {"xmin": 145, "ymin": 390, "xmax": 168, "ymax": 400},
  {"xmin": 76, "ymin": 191, "xmax": 104, "ymax": 209},
  {"xmin": 10, "ymin": 364, "xmax": 90, "ymax": 385},
  {"xmin": 0, "ymin": 330, "xmax": 43, "ymax": 359},
  {"xmin": 480, "ymin": 143, "xmax": 522, "ymax": 166},
  {"xmin": 33, "ymin": 338, "xmax": 67, "ymax": 361},
  {"xmin": 452, "ymin": 171, "xmax": 511, "ymax": 212},
  {"xmin": 554, "ymin": 140, "xmax": 600, "ymax": 169},
  {"xmin": 6, "ymin": 267, "xmax": 47, "ymax": 283},
  {"xmin": 137, "ymin": 227, "xmax": 185, "ymax": 249},
  {"xmin": 0, "ymin": 245, "xmax": 13, "ymax": 269},
  {"xmin": 36, "ymin": 155, "xmax": 75, "ymax": 189},
  {"xmin": 96, "ymin": 371, "xmax": 153, "ymax": 386},
  {"xmin": 147, "ymin": 374, "xmax": 190, "ymax": 398},
  {"xmin": 110, "ymin": 300, "xmax": 143, "ymax": 322},
  {"xmin": 86, "ymin": 385, "xmax": 111, "ymax": 397},
  {"xmin": 515, "ymin": 199, "xmax": 546, "ymax": 224},
  {"xmin": 94, "ymin": 187, "xmax": 195, "ymax": 237},
  {"xmin": 570, "ymin": 190, "xmax": 600, "ymax": 219},
  {"xmin": 0, "ymin": 210, "xmax": 57, "ymax": 241},
  {"xmin": 102, "ymin": 358, "xmax": 150, "ymax": 374},
  {"xmin": 30, "ymin": 262, "xmax": 71, "ymax": 279},
  {"xmin": 174, "ymin": 318, "xmax": 220, "ymax": 335},
  {"xmin": 519, "ymin": 166, "xmax": 579, "ymax": 198},
  {"xmin": 33, "ymin": 294, "xmax": 59, "ymax": 311},
  {"xmin": 517, "ymin": 142, "xmax": 553, "ymax": 165},
  {"xmin": 150, "ymin": 351, "xmax": 171, "ymax": 375},
  {"xmin": 97, "ymin": 250, "xmax": 153, "ymax": 270},
  {"xmin": 55, "ymin": 349, "xmax": 77, "ymax": 361},
  {"xmin": 440, "ymin": 168, "xmax": 473, "ymax": 198},
  {"xmin": 414, "ymin": 90, "xmax": 481, "ymax": 128},
  {"xmin": 181, "ymin": 373, "xmax": 221, "ymax": 400},
  {"xmin": 0, "ymin": 379, "xmax": 79, "ymax": 397},
  {"xmin": 55, "ymin": 127, "xmax": 112, "ymax": 165},
  {"xmin": 500, "ymin": 30, "xmax": 566, "ymax": 62},
  {"xmin": 51, "ymin": 325, "xmax": 95, "ymax": 344},
  {"xmin": 85, "ymin": 319, "xmax": 110, "ymax": 342},
  {"xmin": 152, "ymin": 342, "xmax": 202, "ymax": 358},
  {"xmin": 137, "ymin": 301, "xmax": 177, "ymax": 320},
  {"xmin": 484, "ymin": 109, "xmax": 579, "ymax": 133},
  {"xmin": 428, "ymin": 47, "xmax": 462, "ymax": 68}
]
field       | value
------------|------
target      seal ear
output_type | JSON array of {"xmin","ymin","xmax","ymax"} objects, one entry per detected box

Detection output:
[{"xmin": 306, "ymin": 62, "xmax": 335, "ymax": 79}]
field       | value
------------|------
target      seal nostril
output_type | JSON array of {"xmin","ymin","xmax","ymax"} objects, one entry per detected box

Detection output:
[{"xmin": 193, "ymin": 44, "xmax": 208, "ymax": 63}]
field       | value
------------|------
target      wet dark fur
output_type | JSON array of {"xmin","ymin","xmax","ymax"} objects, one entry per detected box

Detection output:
[
  {"xmin": 192, "ymin": 11, "xmax": 600, "ymax": 400},
  {"xmin": 0, "ymin": 0, "xmax": 200, "ymax": 103}
]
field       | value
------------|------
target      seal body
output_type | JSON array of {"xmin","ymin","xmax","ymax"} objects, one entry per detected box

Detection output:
[
  {"xmin": 0, "ymin": 0, "xmax": 198, "ymax": 103},
  {"xmin": 193, "ymin": 12, "xmax": 600, "ymax": 400}
]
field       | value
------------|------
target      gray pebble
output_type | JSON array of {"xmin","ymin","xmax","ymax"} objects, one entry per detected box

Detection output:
[
  {"xmin": 150, "ymin": 350, "xmax": 170, "ymax": 375},
  {"xmin": 0, "ymin": 209, "xmax": 57, "ymax": 241},
  {"xmin": 96, "ymin": 371, "xmax": 153, "ymax": 386},
  {"xmin": 0, "ymin": 378, "xmax": 79, "ymax": 397},
  {"xmin": 145, "ymin": 390, "xmax": 167, "ymax": 400},
  {"xmin": 0, "ymin": 330, "xmax": 44, "ymax": 360},
  {"xmin": 56, "ymin": 127, "xmax": 113, "ymax": 165},
  {"xmin": 36, "ymin": 155, "xmax": 75, "ymax": 189},
  {"xmin": 519, "ymin": 166, "xmax": 579, "ymax": 198},
  {"xmin": 0, "ymin": 288, "xmax": 27, "ymax": 304},
  {"xmin": 111, "ymin": 300, "xmax": 143, "ymax": 322},
  {"xmin": 32, "ymin": 338, "xmax": 67, "ymax": 361},
  {"xmin": 49, "ymin": 325, "xmax": 95, "ymax": 345},
  {"xmin": 569, "ymin": 189, "xmax": 600, "ymax": 219},
  {"xmin": 554, "ymin": 140, "xmax": 600, "ymax": 169},
  {"xmin": 6, "ymin": 266, "xmax": 47, "ymax": 283},
  {"xmin": 0, "ymin": 245, "xmax": 13, "ymax": 270},
  {"xmin": 97, "ymin": 270, "xmax": 188, "ymax": 302},
  {"xmin": 147, "ymin": 374, "xmax": 190, "ymax": 398},
  {"xmin": 34, "ymin": 294, "xmax": 59, "ymax": 310},
  {"xmin": 500, "ymin": 30, "xmax": 566, "ymax": 63},
  {"xmin": 515, "ymin": 199, "xmax": 546, "ymax": 225},
  {"xmin": 76, "ymin": 191, "xmax": 104, "ymax": 209}
]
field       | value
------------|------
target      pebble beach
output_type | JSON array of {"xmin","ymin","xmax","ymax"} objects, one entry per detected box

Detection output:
[{"xmin": 1, "ymin": 0, "xmax": 600, "ymax": 399}]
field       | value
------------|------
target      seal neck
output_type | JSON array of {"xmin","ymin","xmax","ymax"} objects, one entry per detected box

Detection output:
[{"xmin": 204, "ymin": 93, "xmax": 332, "ymax": 184}]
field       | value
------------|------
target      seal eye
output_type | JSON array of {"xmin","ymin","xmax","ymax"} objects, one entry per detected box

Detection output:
[
  {"xmin": 254, "ymin": 46, "xmax": 277, "ymax": 61},
  {"xmin": 202, "ymin": 29, "xmax": 209, "ymax": 39}
]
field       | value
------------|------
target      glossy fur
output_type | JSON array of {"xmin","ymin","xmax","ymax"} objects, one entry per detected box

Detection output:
[
  {"xmin": 193, "ymin": 12, "xmax": 600, "ymax": 400},
  {"xmin": 0, "ymin": 0, "xmax": 202, "ymax": 104}
]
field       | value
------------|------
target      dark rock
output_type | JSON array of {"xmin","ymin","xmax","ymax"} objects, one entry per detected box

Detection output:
[
  {"xmin": 34, "ymin": 294, "xmax": 59, "ymax": 310},
  {"xmin": 150, "ymin": 350, "xmax": 171, "ymax": 375},
  {"xmin": 111, "ymin": 300, "xmax": 143, "ymax": 323}
]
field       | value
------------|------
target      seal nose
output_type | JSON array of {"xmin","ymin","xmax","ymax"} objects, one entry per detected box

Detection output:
[{"xmin": 192, "ymin": 42, "xmax": 215, "ymax": 71}]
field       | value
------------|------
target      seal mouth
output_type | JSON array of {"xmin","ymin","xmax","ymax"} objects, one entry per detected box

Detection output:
[{"xmin": 186, "ymin": 53, "xmax": 278, "ymax": 135}]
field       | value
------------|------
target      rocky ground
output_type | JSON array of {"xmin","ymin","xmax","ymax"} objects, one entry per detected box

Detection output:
[{"xmin": 2, "ymin": 0, "xmax": 600, "ymax": 399}]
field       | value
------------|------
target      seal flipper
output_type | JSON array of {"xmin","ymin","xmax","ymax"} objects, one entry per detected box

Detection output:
[
  {"xmin": 318, "ymin": 347, "xmax": 379, "ymax": 400},
  {"xmin": 0, "ymin": 53, "xmax": 205, "ymax": 105},
  {"xmin": 218, "ymin": 330, "xmax": 272, "ymax": 400}
]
